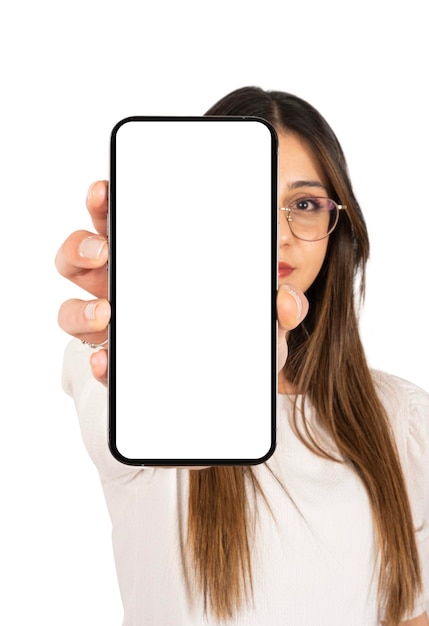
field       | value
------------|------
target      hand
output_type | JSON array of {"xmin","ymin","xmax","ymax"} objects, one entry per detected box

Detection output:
[
  {"xmin": 56, "ymin": 181, "xmax": 110, "ymax": 385},
  {"xmin": 277, "ymin": 284, "xmax": 308, "ymax": 373},
  {"xmin": 56, "ymin": 180, "xmax": 308, "ymax": 387}
]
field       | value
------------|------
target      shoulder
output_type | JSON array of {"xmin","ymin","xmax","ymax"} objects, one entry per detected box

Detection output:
[
  {"xmin": 371, "ymin": 370, "xmax": 429, "ymax": 456},
  {"xmin": 371, "ymin": 370, "xmax": 429, "ymax": 436},
  {"xmin": 371, "ymin": 369, "xmax": 429, "ymax": 409},
  {"xmin": 372, "ymin": 370, "xmax": 429, "ymax": 519}
]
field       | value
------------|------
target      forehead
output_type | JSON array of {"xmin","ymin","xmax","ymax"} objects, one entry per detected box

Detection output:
[{"xmin": 277, "ymin": 132, "xmax": 328, "ymax": 193}]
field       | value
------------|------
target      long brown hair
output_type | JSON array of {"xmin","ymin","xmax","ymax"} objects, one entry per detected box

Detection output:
[{"xmin": 187, "ymin": 87, "xmax": 422, "ymax": 624}]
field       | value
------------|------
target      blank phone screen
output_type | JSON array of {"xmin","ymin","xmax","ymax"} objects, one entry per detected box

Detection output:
[{"xmin": 109, "ymin": 117, "xmax": 277, "ymax": 465}]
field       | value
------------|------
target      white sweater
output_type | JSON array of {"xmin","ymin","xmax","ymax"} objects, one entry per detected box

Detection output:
[{"xmin": 63, "ymin": 339, "xmax": 429, "ymax": 625}]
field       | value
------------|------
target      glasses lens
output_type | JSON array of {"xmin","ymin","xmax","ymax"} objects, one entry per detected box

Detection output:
[{"xmin": 284, "ymin": 198, "xmax": 339, "ymax": 241}]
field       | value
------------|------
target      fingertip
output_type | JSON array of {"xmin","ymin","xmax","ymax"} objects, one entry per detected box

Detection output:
[
  {"xmin": 86, "ymin": 180, "xmax": 107, "ymax": 208},
  {"xmin": 83, "ymin": 299, "xmax": 111, "ymax": 331},
  {"xmin": 90, "ymin": 349, "xmax": 108, "ymax": 386},
  {"xmin": 86, "ymin": 181, "xmax": 109, "ymax": 235},
  {"xmin": 79, "ymin": 236, "xmax": 108, "ymax": 261}
]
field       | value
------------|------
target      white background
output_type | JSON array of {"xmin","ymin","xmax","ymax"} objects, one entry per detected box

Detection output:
[{"xmin": 1, "ymin": 1, "xmax": 427, "ymax": 623}]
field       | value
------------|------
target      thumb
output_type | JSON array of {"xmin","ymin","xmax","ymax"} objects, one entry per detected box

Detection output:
[{"xmin": 277, "ymin": 284, "xmax": 309, "ymax": 372}]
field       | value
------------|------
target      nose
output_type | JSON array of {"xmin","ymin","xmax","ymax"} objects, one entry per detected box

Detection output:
[{"xmin": 278, "ymin": 208, "xmax": 293, "ymax": 244}]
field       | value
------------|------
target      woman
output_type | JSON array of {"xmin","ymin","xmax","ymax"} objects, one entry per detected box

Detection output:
[{"xmin": 56, "ymin": 87, "xmax": 429, "ymax": 625}]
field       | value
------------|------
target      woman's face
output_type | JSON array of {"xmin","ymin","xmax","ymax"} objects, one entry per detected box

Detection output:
[{"xmin": 277, "ymin": 131, "xmax": 330, "ymax": 292}]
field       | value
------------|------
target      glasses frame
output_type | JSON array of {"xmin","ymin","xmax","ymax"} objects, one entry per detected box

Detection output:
[{"xmin": 279, "ymin": 197, "xmax": 347, "ymax": 242}]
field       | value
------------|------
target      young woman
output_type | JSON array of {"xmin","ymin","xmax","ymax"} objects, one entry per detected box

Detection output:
[{"xmin": 56, "ymin": 87, "xmax": 429, "ymax": 625}]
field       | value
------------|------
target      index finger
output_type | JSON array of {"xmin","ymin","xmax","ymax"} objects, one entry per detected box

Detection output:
[{"xmin": 86, "ymin": 180, "xmax": 108, "ymax": 235}]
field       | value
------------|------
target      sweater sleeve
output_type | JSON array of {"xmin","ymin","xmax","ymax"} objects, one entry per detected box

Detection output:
[
  {"xmin": 373, "ymin": 371, "xmax": 429, "ymax": 620},
  {"xmin": 62, "ymin": 338, "xmax": 144, "ymax": 483},
  {"xmin": 374, "ymin": 372, "xmax": 429, "ymax": 620},
  {"xmin": 405, "ymin": 380, "xmax": 429, "ymax": 617}
]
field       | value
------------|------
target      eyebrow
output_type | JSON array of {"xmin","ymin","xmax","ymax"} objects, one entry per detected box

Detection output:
[{"xmin": 288, "ymin": 180, "xmax": 327, "ymax": 191}]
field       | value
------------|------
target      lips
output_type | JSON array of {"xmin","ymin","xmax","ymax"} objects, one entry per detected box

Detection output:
[{"xmin": 278, "ymin": 262, "xmax": 294, "ymax": 278}]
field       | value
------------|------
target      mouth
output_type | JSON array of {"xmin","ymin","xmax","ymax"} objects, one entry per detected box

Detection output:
[{"xmin": 278, "ymin": 262, "xmax": 294, "ymax": 279}]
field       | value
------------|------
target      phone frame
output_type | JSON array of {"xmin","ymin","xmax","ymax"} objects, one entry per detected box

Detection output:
[{"xmin": 108, "ymin": 116, "xmax": 278, "ymax": 466}]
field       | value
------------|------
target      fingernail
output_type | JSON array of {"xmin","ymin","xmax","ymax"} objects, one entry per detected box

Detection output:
[
  {"xmin": 281, "ymin": 285, "xmax": 303, "ymax": 321},
  {"xmin": 84, "ymin": 301, "xmax": 97, "ymax": 320},
  {"xmin": 79, "ymin": 237, "xmax": 107, "ymax": 259},
  {"xmin": 84, "ymin": 300, "xmax": 110, "ymax": 321}
]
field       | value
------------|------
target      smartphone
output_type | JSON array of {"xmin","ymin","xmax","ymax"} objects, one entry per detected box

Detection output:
[{"xmin": 108, "ymin": 116, "xmax": 277, "ymax": 465}]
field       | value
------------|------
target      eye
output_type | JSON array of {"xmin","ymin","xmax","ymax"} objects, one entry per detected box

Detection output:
[{"xmin": 293, "ymin": 197, "xmax": 324, "ymax": 212}]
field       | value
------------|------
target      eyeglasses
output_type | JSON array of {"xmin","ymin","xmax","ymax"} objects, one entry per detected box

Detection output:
[{"xmin": 279, "ymin": 197, "xmax": 347, "ymax": 242}]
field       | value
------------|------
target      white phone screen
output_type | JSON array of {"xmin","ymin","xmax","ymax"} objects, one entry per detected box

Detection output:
[{"xmin": 109, "ymin": 117, "xmax": 277, "ymax": 465}]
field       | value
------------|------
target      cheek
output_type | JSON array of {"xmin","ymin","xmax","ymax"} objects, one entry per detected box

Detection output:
[
  {"xmin": 301, "ymin": 241, "xmax": 329, "ymax": 289},
  {"xmin": 314, "ymin": 241, "xmax": 329, "ymax": 272}
]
